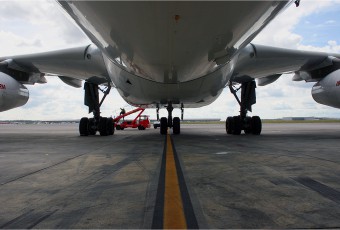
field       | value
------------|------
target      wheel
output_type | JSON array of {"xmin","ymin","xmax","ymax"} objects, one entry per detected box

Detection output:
[
  {"xmin": 244, "ymin": 117, "xmax": 252, "ymax": 134},
  {"xmin": 88, "ymin": 118, "xmax": 97, "ymax": 135},
  {"xmin": 160, "ymin": 117, "xmax": 167, "ymax": 135},
  {"xmin": 99, "ymin": 117, "xmax": 108, "ymax": 136},
  {"xmin": 244, "ymin": 128, "xmax": 251, "ymax": 134},
  {"xmin": 138, "ymin": 125, "xmax": 142, "ymax": 130},
  {"xmin": 116, "ymin": 125, "xmax": 121, "ymax": 130},
  {"xmin": 79, "ymin": 117, "xmax": 89, "ymax": 136},
  {"xmin": 154, "ymin": 124, "xmax": 157, "ymax": 129},
  {"xmin": 232, "ymin": 116, "xmax": 241, "ymax": 135},
  {"xmin": 251, "ymin": 116, "xmax": 262, "ymax": 135},
  {"xmin": 173, "ymin": 117, "xmax": 180, "ymax": 135},
  {"xmin": 226, "ymin": 117, "xmax": 234, "ymax": 134},
  {"xmin": 107, "ymin": 118, "xmax": 114, "ymax": 135}
]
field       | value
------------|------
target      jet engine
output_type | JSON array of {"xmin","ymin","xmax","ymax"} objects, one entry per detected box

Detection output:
[
  {"xmin": 312, "ymin": 69, "xmax": 340, "ymax": 109},
  {"xmin": 0, "ymin": 72, "xmax": 29, "ymax": 112}
]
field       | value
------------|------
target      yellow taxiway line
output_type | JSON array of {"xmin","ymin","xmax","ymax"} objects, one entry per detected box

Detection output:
[{"xmin": 163, "ymin": 133, "xmax": 187, "ymax": 229}]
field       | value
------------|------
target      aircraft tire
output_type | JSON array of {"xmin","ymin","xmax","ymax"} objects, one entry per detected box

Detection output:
[
  {"xmin": 99, "ymin": 117, "xmax": 108, "ymax": 136},
  {"xmin": 79, "ymin": 117, "xmax": 89, "ymax": 136},
  {"xmin": 88, "ymin": 118, "xmax": 97, "ymax": 135},
  {"xmin": 251, "ymin": 116, "xmax": 262, "ymax": 135},
  {"xmin": 160, "ymin": 117, "xmax": 167, "ymax": 135},
  {"xmin": 226, "ymin": 117, "xmax": 234, "ymax": 134},
  {"xmin": 232, "ymin": 116, "xmax": 242, "ymax": 135},
  {"xmin": 173, "ymin": 117, "xmax": 180, "ymax": 135},
  {"xmin": 244, "ymin": 117, "xmax": 252, "ymax": 134},
  {"xmin": 107, "ymin": 118, "xmax": 114, "ymax": 135}
]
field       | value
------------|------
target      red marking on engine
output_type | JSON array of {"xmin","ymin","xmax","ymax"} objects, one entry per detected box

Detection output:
[
  {"xmin": 336, "ymin": 81, "xmax": 340, "ymax": 87},
  {"xmin": 0, "ymin": 84, "xmax": 6, "ymax": 89}
]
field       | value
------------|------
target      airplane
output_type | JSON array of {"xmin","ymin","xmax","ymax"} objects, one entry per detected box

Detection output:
[{"xmin": 1, "ymin": 0, "xmax": 340, "ymax": 136}]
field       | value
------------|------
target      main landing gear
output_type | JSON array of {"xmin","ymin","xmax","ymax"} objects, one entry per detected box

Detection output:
[
  {"xmin": 226, "ymin": 80, "xmax": 262, "ymax": 135},
  {"xmin": 79, "ymin": 82, "xmax": 114, "ymax": 136},
  {"xmin": 158, "ymin": 102, "xmax": 182, "ymax": 135}
]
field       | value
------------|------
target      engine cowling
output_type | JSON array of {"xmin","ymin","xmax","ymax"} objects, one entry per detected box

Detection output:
[
  {"xmin": 0, "ymin": 72, "xmax": 29, "ymax": 112},
  {"xmin": 312, "ymin": 69, "xmax": 340, "ymax": 109}
]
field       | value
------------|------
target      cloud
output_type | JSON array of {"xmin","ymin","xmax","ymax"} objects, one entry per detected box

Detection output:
[
  {"xmin": 272, "ymin": 102, "xmax": 293, "ymax": 111},
  {"xmin": 253, "ymin": 0, "xmax": 334, "ymax": 49},
  {"xmin": 325, "ymin": 20, "xmax": 336, "ymax": 24},
  {"xmin": 17, "ymin": 39, "xmax": 42, "ymax": 48},
  {"xmin": 298, "ymin": 40, "xmax": 340, "ymax": 52},
  {"xmin": 0, "ymin": 0, "xmax": 89, "ymax": 56}
]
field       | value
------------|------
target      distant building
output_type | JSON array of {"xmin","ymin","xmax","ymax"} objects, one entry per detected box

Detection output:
[{"xmin": 282, "ymin": 117, "xmax": 318, "ymax": 121}]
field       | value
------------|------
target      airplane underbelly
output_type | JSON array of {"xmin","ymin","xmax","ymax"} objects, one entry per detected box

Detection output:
[
  {"xmin": 103, "ymin": 56, "xmax": 233, "ymax": 108},
  {"xmin": 58, "ymin": 1, "xmax": 289, "ymax": 83}
]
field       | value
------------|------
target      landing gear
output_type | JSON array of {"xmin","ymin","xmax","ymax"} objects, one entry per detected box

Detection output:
[
  {"xmin": 158, "ymin": 102, "xmax": 182, "ymax": 135},
  {"xmin": 226, "ymin": 80, "xmax": 262, "ymax": 135},
  {"xmin": 160, "ymin": 117, "xmax": 167, "ymax": 135},
  {"xmin": 79, "ymin": 117, "xmax": 89, "ymax": 136},
  {"xmin": 88, "ymin": 118, "xmax": 97, "ymax": 135},
  {"xmin": 226, "ymin": 115, "xmax": 262, "ymax": 135},
  {"xmin": 173, "ymin": 117, "xmax": 180, "ymax": 135},
  {"xmin": 250, "ymin": 116, "xmax": 262, "ymax": 135},
  {"xmin": 79, "ymin": 82, "xmax": 114, "ymax": 136}
]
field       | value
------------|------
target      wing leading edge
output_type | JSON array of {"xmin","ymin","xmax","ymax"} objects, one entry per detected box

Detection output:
[
  {"xmin": 232, "ymin": 43, "xmax": 340, "ymax": 85},
  {"xmin": 0, "ymin": 44, "xmax": 109, "ymax": 86}
]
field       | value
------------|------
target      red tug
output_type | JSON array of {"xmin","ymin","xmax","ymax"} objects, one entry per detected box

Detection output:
[{"xmin": 113, "ymin": 107, "xmax": 150, "ymax": 130}]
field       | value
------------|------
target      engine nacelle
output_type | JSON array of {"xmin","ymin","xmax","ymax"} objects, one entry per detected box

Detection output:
[
  {"xmin": 312, "ymin": 69, "xmax": 340, "ymax": 109},
  {"xmin": 0, "ymin": 72, "xmax": 29, "ymax": 112}
]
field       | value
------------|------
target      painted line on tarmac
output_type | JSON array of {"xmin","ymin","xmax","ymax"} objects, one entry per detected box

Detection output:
[
  {"xmin": 152, "ymin": 132, "xmax": 198, "ymax": 229},
  {"xmin": 163, "ymin": 134, "xmax": 187, "ymax": 229}
]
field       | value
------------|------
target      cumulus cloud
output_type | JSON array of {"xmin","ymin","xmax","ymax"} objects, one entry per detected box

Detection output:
[
  {"xmin": 0, "ymin": 0, "xmax": 89, "ymax": 56},
  {"xmin": 298, "ymin": 40, "xmax": 340, "ymax": 52},
  {"xmin": 253, "ymin": 0, "xmax": 334, "ymax": 49},
  {"xmin": 17, "ymin": 39, "xmax": 42, "ymax": 48}
]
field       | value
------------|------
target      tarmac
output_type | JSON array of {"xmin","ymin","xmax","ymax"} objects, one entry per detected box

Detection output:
[{"xmin": 1, "ymin": 123, "xmax": 340, "ymax": 229}]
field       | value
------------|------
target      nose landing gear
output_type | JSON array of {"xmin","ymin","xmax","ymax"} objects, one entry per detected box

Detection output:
[{"xmin": 159, "ymin": 102, "xmax": 182, "ymax": 135}]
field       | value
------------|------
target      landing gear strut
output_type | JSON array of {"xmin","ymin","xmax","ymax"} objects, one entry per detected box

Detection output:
[
  {"xmin": 226, "ymin": 80, "xmax": 262, "ymax": 135},
  {"xmin": 159, "ymin": 101, "xmax": 181, "ymax": 135},
  {"xmin": 79, "ymin": 82, "xmax": 114, "ymax": 136}
]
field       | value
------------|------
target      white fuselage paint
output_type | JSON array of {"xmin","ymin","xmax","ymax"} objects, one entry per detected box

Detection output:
[{"xmin": 58, "ymin": 1, "xmax": 290, "ymax": 108}]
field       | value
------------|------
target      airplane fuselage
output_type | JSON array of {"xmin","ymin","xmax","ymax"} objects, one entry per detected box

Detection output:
[{"xmin": 58, "ymin": 1, "xmax": 290, "ymax": 107}]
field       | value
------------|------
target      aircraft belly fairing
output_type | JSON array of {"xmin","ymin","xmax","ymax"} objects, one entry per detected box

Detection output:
[{"xmin": 103, "ymin": 55, "xmax": 232, "ymax": 108}]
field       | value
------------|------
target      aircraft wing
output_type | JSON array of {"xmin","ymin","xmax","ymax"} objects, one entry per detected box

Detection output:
[
  {"xmin": 231, "ymin": 43, "xmax": 340, "ymax": 86},
  {"xmin": 0, "ymin": 44, "xmax": 109, "ymax": 87}
]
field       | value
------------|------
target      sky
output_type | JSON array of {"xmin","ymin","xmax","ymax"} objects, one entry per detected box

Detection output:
[{"xmin": 1, "ymin": 0, "xmax": 340, "ymax": 120}]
